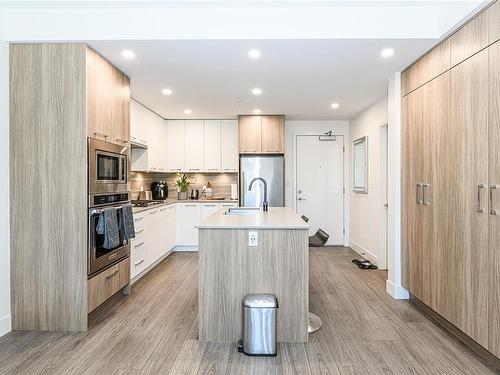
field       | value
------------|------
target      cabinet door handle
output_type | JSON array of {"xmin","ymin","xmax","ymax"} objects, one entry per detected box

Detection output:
[
  {"xmin": 94, "ymin": 132, "xmax": 107, "ymax": 139},
  {"xmin": 416, "ymin": 183, "xmax": 422, "ymax": 205},
  {"xmin": 185, "ymin": 204, "xmax": 196, "ymax": 207},
  {"xmin": 134, "ymin": 259, "xmax": 145, "ymax": 266},
  {"xmin": 207, "ymin": 168, "xmax": 219, "ymax": 171},
  {"xmin": 477, "ymin": 184, "xmax": 485, "ymax": 213},
  {"xmin": 189, "ymin": 168, "xmax": 200, "ymax": 171},
  {"xmin": 105, "ymin": 270, "xmax": 120, "ymax": 280},
  {"xmin": 170, "ymin": 169, "xmax": 182, "ymax": 171},
  {"xmin": 422, "ymin": 183, "xmax": 430, "ymax": 206},
  {"xmin": 490, "ymin": 185, "xmax": 497, "ymax": 215},
  {"xmin": 134, "ymin": 242, "xmax": 145, "ymax": 249},
  {"xmin": 149, "ymin": 210, "xmax": 158, "ymax": 215},
  {"xmin": 160, "ymin": 207, "xmax": 167, "ymax": 212},
  {"xmin": 204, "ymin": 204, "xmax": 217, "ymax": 207},
  {"xmin": 223, "ymin": 168, "xmax": 237, "ymax": 171},
  {"xmin": 135, "ymin": 229, "xmax": 145, "ymax": 235},
  {"xmin": 115, "ymin": 138, "xmax": 128, "ymax": 144},
  {"xmin": 135, "ymin": 217, "xmax": 144, "ymax": 222}
]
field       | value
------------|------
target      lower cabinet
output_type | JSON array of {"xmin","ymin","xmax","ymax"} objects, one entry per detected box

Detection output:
[
  {"xmin": 130, "ymin": 203, "xmax": 177, "ymax": 280},
  {"xmin": 88, "ymin": 257, "xmax": 130, "ymax": 313},
  {"xmin": 178, "ymin": 202, "xmax": 238, "ymax": 246}
]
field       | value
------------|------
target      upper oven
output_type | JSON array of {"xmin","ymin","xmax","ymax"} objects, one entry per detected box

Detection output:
[{"xmin": 88, "ymin": 138, "xmax": 129, "ymax": 196}]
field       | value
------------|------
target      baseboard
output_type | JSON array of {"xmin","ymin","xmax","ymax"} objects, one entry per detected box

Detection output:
[
  {"xmin": 0, "ymin": 314, "xmax": 11, "ymax": 337},
  {"xmin": 349, "ymin": 240, "xmax": 378, "ymax": 265},
  {"xmin": 173, "ymin": 245, "xmax": 198, "ymax": 252},
  {"xmin": 385, "ymin": 279, "xmax": 409, "ymax": 299}
]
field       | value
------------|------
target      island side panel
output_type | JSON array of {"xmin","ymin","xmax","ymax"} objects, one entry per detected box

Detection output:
[{"xmin": 198, "ymin": 228, "xmax": 308, "ymax": 343}]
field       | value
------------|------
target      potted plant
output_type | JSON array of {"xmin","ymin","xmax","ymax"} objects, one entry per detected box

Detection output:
[{"xmin": 175, "ymin": 173, "xmax": 190, "ymax": 200}]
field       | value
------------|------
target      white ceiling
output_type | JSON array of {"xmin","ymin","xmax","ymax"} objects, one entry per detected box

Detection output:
[{"xmin": 91, "ymin": 39, "xmax": 436, "ymax": 120}]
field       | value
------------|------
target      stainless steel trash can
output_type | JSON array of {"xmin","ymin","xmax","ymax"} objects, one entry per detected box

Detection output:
[{"xmin": 238, "ymin": 294, "xmax": 278, "ymax": 357}]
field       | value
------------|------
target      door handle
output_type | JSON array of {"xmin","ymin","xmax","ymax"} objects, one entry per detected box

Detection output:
[
  {"xmin": 297, "ymin": 197, "xmax": 307, "ymax": 201},
  {"xmin": 490, "ymin": 184, "xmax": 497, "ymax": 215},
  {"xmin": 422, "ymin": 183, "xmax": 430, "ymax": 206},
  {"xmin": 105, "ymin": 270, "xmax": 120, "ymax": 280},
  {"xmin": 416, "ymin": 183, "xmax": 422, "ymax": 205},
  {"xmin": 477, "ymin": 184, "xmax": 485, "ymax": 213}
]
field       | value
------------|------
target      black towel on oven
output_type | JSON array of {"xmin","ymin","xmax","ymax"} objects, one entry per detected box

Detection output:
[
  {"xmin": 119, "ymin": 203, "xmax": 136, "ymax": 241},
  {"xmin": 96, "ymin": 208, "xmax": 120, "ymax": 249}
]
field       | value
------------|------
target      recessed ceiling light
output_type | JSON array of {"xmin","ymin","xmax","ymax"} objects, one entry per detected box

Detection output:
[
  {"xmin": 184, "ymin": 109, "xmax": 192, "ymax": 115},
  {"xmin": 381, "ymin": 48, "xmax": 395, "ymax": 58},
  {"xmin": 248, "ymin": 49, "xmax": 261, "ymax": 59},
  {"xmin": 121, "ymin": 49, "xmax": 136, "ymax": 59},
  {"xmin": 252, "ymin": 87, "xmax": 262, "ymax": 95},
  {"xmin": 331, "ymin": 102, "xmax": 340, "ymax": 109},
  {"xmin": 161, "ymin": 88, "xmax": 172, "ymax": 95},
  {"xmin": 253, "ymin": 109, "xmax": 262, "ymax": 114}
]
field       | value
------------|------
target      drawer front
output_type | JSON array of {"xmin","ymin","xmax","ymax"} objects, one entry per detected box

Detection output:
[
  {"xmin": 133, "ymin": 212, "xmax": 147, "ymax": 232},
  {"xmin": 87, "ymin": 257, "xmax": 130, "ymax": 313},
  {"xmin": 131, "ymin": 243, "xmax": 149, "ymax": 279}
]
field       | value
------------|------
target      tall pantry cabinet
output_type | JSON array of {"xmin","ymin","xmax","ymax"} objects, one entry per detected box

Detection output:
[{"xmin": 402, "ymin": 1, "xmax": 500, "ymax": 359}]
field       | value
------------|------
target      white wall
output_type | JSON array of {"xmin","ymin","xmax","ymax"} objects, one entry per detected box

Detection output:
[
  {"xmin": 386, "ymin": 73, "xmax": 409, "ymax": 299},
  {"xmin": 349, "ymin": 95, "xmax": 388, "ymax": 267},
  {"xmin": 0, "ymin": 9, "xmax": 12, "ymax": 336},
  {"xmin": 285, "ymin": 120, "xmax": 350, "ymax": 246}
]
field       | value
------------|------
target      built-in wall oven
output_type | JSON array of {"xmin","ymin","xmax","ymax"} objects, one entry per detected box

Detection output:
[
  {"xmin": 88, "ymin": 192, "xmax": 131, "ymax": 276},
  {"xmin": 88, "ymin": 138, "xmax": 129, "ymax": 198}
]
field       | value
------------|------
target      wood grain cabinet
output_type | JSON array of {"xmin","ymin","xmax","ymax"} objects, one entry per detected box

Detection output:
[
  {"xmin": 402, "ymin": 15, "xmax": 500, "ymax": 357},
  {"xmin": 86, "ymin": 47, "xmax": 130, "ymax": 146},
  {"xmin": 87, "ymin": 258, "xmax": 130, "ymax": 314},
  {"xmin": 238, "ymin": 115, "xmax": 285, "ymax": 154},
  {"xmin": 489, "ymin": 0, "xmax": 500, "ymax": 44}
]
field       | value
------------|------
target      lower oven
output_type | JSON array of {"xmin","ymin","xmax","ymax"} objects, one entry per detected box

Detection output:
[{"xmin": 88, "ymin": 197, "xmax": 131, "ymax": 277}]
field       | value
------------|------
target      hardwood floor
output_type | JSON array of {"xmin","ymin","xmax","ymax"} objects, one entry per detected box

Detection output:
[{"xmin": 0, "ymin": 247, "xmax": 496, "ymax": 375}]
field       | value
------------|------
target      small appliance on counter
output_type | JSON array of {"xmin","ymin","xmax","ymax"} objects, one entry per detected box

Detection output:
[
  {"xmin": 151, "ymin": 181, "xmax": 168, "ymax": 200},
  {"xmin": 190, "ymin": 189, "xmax": 200, "ymax": 200},
  {"xmin": 139, "ymin": 190, "xmax": 152, "ymax": 200}
]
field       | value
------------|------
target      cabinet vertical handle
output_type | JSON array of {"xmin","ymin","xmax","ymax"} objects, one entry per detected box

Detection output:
[
  {"xmin": 477, "ymin": 184, "xmax": 485, "ymax": 213},
  {"xmin": 490, "ymin": 184, "xmax": 497, "ymax": 215},
  {"xmin": 422, "ymin": 183, "xmax": 430, "ymax": 206},
  {"xmin": 416, "ymin": 183, "xmax": 422, "ymax": 205}
]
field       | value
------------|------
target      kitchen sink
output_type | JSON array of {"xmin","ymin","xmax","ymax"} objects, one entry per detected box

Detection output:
[{"xmin": 224, "ymin": 207, "xmax": 261, "ymax": 216}]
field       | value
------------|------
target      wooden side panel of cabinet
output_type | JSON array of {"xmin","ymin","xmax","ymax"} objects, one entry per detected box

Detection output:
[
  {"xmin": 238, "ymin": 115, "xmax": 262, "ymax": 153},
  {"xmin": 10, "ymin": 43, "xmax": 88, "ymax": 331},
  {"xmin": 86, "ymin": 47, "xmax": 112, "ymax": 141},
  {"xmin": 401, "ymin": 89, "xmax": 423, "ymax": 293},
  {"xmin": 488, "ymin": 41, "xmax": 500, "ymax": 358},
  {"xmin": 450, "ymin": 49, "xmax": 489, "ymax": 347},
  {"xmin": 450, "ymin": 9, "xmax": 489, "ymax": 67},
  {"xmin": 489, "ymin": 1, "xmax": 500, "ymax": 44},
  {"xmin": 261, "ymin": 115, "xmax": 285, "ymax": 153},
  {"xmin": 421, "ymin": 72, "xmax": 452, "ymax": 318}
]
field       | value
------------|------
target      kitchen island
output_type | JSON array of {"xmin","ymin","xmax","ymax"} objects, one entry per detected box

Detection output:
[{"xmin": 196, "ymin": 207, "xmax": 310, "ymax": 343}]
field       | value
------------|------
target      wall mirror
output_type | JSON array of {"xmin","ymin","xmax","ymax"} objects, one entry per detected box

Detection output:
[{"xmin": 353, "ymin": 136, "xmax": 368, "ymax": 193}]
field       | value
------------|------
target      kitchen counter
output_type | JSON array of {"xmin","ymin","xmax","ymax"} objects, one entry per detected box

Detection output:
[
  {"xmin": 132, "ymin": 198, "xmax": 238, "ymax": 214},
  {"xmin": 197, "ymin": 206, "xmax": 309, "ymax": 343},
  {"xmin": 196, "ymin": 207, "xmax": 310, "ymax": 229}
]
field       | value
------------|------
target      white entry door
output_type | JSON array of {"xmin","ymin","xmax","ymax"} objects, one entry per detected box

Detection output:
[{"xmin": 296, "ymin": 135, "xmax": 344, "ymax": 245}]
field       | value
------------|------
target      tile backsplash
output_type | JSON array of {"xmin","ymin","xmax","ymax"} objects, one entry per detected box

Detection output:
[{"xmin": 130, "ymin": 171, "xmax": 238, "ymax": 200}]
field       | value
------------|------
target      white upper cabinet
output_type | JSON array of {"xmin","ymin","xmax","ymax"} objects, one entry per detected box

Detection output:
[
  {"xmin": 166, "ymin": 120, "xmax": 185, "ymax": 172},
  {"xmin": 131, "ymin": 100, "xmax": 166, "ymax": 172},
  {"xmin": 184, "ymin": 120, "xmax": 204, "ymax": 172},
  {"xmin": 221, "ymin": 120, "xmax": 238, "ymax": 172},
  {"xmin": 203, "ymin": 120, "xmax": 222, "ymax": 172}
]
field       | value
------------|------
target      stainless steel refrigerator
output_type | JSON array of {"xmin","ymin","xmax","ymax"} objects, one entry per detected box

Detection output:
[{"xmin": 239, "ymin": 155, "xmax": 284, "ymax": 207}]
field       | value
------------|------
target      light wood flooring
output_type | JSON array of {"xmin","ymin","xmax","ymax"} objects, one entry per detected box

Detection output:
[{"xmin": 0, "ymin": 247, "xmax": 497, "ymax": 375}]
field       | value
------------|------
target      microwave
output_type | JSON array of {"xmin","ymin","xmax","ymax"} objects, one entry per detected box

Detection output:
[{"xmin": 88, "ymin": 138, "xmax": 129, "ymax": 196}]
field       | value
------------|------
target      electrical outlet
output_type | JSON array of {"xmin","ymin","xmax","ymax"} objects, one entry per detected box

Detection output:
[{"xmin": 248, "ymin": 231, "xmax": 258, "ymax": 247}]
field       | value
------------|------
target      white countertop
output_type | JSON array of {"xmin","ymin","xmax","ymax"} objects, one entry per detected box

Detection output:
[
  {"xmin": 196, "ymin": 207, "xmax": 310, "ymax": 229},
  {"xmin": 132, "ymin": 198, "xmax": 238, "ymax": 214}
]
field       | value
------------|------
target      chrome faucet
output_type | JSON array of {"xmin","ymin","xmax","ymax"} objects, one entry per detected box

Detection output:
[{"xmin": 248, "ymin": 177, "xmax": 268, "ymax": 212}]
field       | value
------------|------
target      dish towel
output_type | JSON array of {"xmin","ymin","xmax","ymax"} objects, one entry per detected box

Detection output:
[
  {"xmin": 119, "ymin": 203, "xmax": 136, "ymax": 241},
  {"xmin": 96, "ymin": 208, "xmax": 120, "ymax": 249}
]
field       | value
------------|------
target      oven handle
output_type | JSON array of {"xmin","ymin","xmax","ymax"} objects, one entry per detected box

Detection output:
[{"xmin": 90, "ymin": 204, "xmax": 130, "ymax": 216}]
